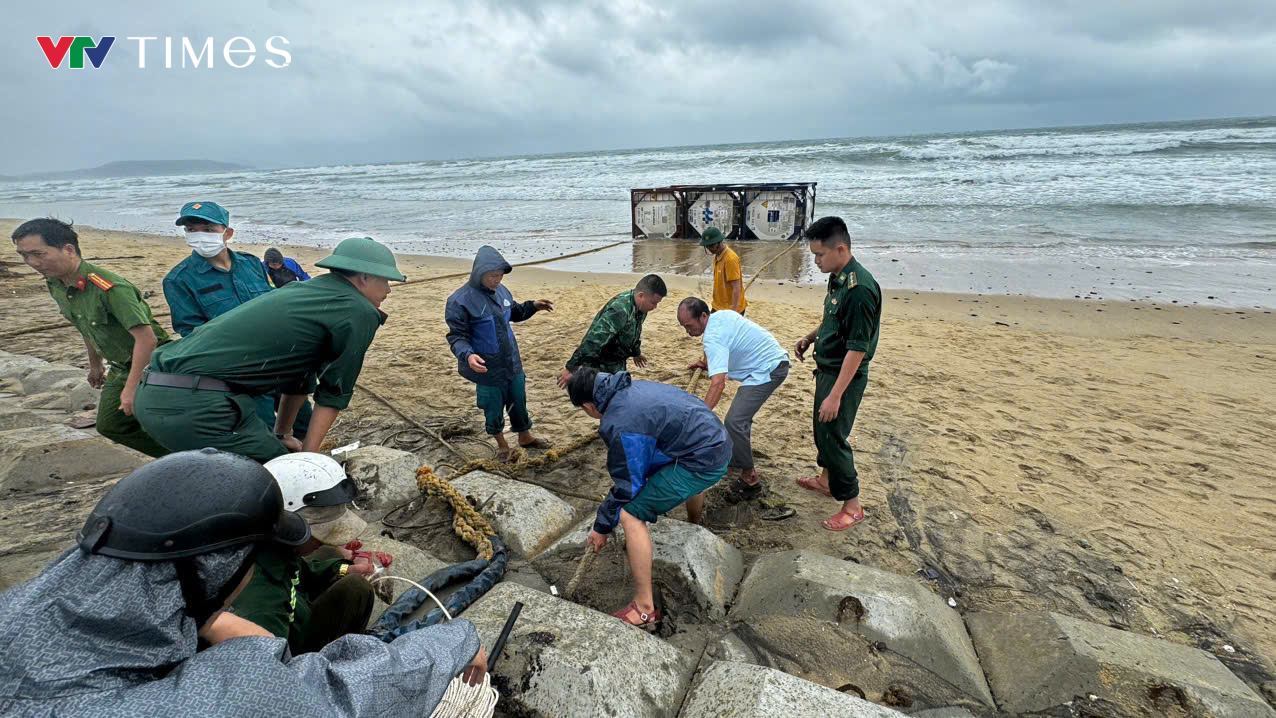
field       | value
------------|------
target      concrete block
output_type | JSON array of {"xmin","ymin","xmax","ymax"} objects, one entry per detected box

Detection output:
[
  {"xmin": 19, "ymin": 364, "xmax": 84, "ymax": 396},
  {"xmin": 731, "ymin": 551, "xmax": 993, "ymax": 707},
  {"xmin": 449, "ymin": 470, "xmax": 575, "ymax": 558},
  {"xmin": 680, "ymin": 661, "xmax": 909, "ymax": 718},
  {"xmin": 0, "ymin": 354, "xmax": 48, "ymax": 381},
  {"xmin": 538, "ymin": 516, "xmax": 744, "ymax": 621},
  {"xmin": 463, "ymin": 582, "xmax": 699, "ymax": 718},
  {"xmin": 0, "ymin": 424, "xmax": 145, "ymax": 494},
  {"xmin": 340, "ymin": 445, "xmax": 421, "ymax": 510},
  {"xmin": 19, "ymin": 392, "xmax": 68, "ymax": 410},
  {"xmin": 708, "ymin": 615, "xmax": 984, "ymax": 712},
  {"xmin": 503, "ymin": 563, "xmax": 552, "ymax": 595},
  {"xmin": 968, "ymin": 611, "xmax": 1276, "ymax": 717},
  {"xmin": 53, "ymin": 378, "xmax": 99, "ymax": 411},
  {"xmin": 910, "ymin": 709, "xmax": 977, "ymax": 718},
  {"xmin": 0, "ymin": 406, "xmax": 50, "ymax": 431}
]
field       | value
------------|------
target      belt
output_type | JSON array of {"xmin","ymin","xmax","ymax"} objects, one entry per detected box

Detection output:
[{"xmin": 142, "ymin": 370, "xmax": 232, "ymax": 392}]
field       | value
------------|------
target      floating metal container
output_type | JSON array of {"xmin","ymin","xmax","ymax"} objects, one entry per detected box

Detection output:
[
  {"xmin": 631, "ymin": 189, "xmax": 681, "ymax": 239},
  {"xmin": 629, "ymin": 182, "xmax": 816, "ymax": 240}
]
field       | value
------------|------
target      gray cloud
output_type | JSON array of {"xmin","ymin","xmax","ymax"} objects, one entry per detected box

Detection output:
[{"xmin": 2, "ymin": 0, "xmax": 1274, "ymax": 174}]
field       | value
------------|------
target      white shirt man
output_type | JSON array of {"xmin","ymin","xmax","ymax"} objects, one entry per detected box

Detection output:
[{"xmin": 677, "ymin": 298, "xmax": 789, "ymax": 501}]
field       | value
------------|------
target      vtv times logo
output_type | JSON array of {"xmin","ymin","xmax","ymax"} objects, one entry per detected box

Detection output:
[{"xmin": 38, "ymin": 36, "xmax": 291, "ymax": 69}]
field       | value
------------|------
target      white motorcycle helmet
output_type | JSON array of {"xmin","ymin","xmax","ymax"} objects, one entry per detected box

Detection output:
[
  {"xmin": 264, "ymin": 452, "xmax": 366, "ymax": 544},
  {"xmin": 265, "ymin": 452, "xmax": 355, "ymax": 511}
]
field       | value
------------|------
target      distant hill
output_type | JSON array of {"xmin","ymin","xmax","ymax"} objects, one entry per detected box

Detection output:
[{"xmin": 1, "ymin": 160, "xmax": 248, "ymax": 182}]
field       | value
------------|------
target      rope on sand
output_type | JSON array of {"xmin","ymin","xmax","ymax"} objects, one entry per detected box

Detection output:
[
  {"xmin": 0, "ymin": 310, "xmax": 172, "ymax": 340},
  {"xmin": 398, "ymin": 241, "xmax": 629, "ymax": 288},
  {"xmin": 358, "ymin": 382, "xmax": 469, "ymax": 462},
  {"xmin": 0, "ymin": 241, "xmax": 627, "ymax": 340},
  {"xmin": 741, "ymin": 234, "xmax": 804, "ymax": 294}
]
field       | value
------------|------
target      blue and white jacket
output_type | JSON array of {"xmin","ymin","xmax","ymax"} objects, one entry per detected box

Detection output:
[
  {"xmin": 592, "ymin": 372, "xmax": 732, "ymax": 534},
  {"xmin": 445, "ymin": 246, "xmax": 540, "ymax": 386}
]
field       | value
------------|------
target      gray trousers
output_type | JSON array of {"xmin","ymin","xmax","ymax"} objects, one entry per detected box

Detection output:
[{"xmin": 724, "ymin": 361, "xmax": 789, "ymax": 470}]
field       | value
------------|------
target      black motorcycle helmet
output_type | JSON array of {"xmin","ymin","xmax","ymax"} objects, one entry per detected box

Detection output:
[{"xmin": 77, "ymin": 448, "xmax": 311, "ymax": 624}]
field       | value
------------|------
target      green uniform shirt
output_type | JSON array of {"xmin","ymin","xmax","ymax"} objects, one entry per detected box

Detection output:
[
  {"xmin": 149, "ymin": 273, "xmax": 385, "ymax": 409},
  {"xmin": 46, "ymin": 260, "xmax": 170, "ymax": 367},
  {"xmin": 566, "ymin": 290, "xmax": 647, "ymax": 372},
  {"xmin": 814, "ymin": 258, "xmax": 881, "ymax": 374},
  {"xmin": 229, "ymin": 545, "xmax": 344, "ymax": 652}
]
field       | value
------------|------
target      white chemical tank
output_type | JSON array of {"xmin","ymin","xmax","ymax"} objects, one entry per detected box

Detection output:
[{"xmin": 745, "ymin": 191, "xmax": 799, "ymax": 241}]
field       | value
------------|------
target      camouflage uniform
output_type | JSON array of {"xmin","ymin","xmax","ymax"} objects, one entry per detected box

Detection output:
[{"xmin": 566, "ymin": 290, "xmax": 647, "ymax": 373}]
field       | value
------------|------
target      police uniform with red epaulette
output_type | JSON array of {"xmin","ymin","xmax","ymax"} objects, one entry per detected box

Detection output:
[{"xmin": 46, "ymin": 259, "xmax": 172, "ymax": 456}]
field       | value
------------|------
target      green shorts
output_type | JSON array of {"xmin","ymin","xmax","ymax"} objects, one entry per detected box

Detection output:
[{"xmin": 622, "ymin": 462, "xmax": 727, "ymax": 523}]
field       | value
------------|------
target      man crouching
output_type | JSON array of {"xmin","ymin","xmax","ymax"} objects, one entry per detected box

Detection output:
[{"xmin": 566, "ymin": 367, "xmax": 731, "ymax": 630}]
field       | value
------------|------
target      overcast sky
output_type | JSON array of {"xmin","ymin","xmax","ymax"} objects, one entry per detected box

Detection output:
[{"xmin": 3, "ymin": 0, "xmax": 1275, "ymax": 174}]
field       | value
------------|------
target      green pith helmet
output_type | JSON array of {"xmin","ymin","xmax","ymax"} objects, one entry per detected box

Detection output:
[
  {"xmin": 315, "ymin": 237, "xmax": 406, "ymax": 281},
  {"xmin": 699, "ymin": 227, "xmax": 725, "ymax": 247}
]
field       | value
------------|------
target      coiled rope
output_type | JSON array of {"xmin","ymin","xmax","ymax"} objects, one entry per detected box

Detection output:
[{"xmin": 372, "ymin": 574, "xmax": 499, "ymax": 718}]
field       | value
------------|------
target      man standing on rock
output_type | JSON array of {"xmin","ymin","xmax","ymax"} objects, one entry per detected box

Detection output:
[
  {"xmin": 134, "ymin": 236, "xmax": 403, "ymax": 462},
  {"xmin": 11, "ymin": 218, "xmax": 170, "ymax": 457},
  {"xmin": 556, "ymin": 274, "xmax": 666, "ymax": 388},
  {"xmin": 793, "ymin": 217, "xmax": 881, "ymax": 532},
  {"xmin": 162, "ymin": 201, "xmax": 312, "ymax": 440},
  {"xmin": 567, "ymin": 367, "xmax": 731, "ymax": 630},
  {"xmin": 677, "ymin": 297, "xmax": 789, "ymax": 502}
]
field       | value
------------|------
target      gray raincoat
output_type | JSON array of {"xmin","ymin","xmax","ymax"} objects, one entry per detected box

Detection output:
[{"xmin": 0, "ymin": 545, "xmax": 479, "ymax": 717}]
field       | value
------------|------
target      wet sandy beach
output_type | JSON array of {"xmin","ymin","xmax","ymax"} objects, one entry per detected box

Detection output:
[{"xmin": 3, "ymin": 222, "xmax": 1275, "ymax": 695}]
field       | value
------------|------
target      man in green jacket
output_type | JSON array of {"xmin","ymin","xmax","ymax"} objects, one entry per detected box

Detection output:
[
  {"xmin": 134, "ymin": 236, "xmax": 404, "ymax": 462},
  {"xmin": 556, "ymin": 274, "xmax": 666, "ymax": 388},
  {"xmin": 12, "ymin": 218, "xmax": 170, "ymax": 457}
]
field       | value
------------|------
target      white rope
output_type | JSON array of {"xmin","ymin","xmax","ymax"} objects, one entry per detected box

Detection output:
[{"xmin": 372, "ymin": 575, "xmax": 499, "ymax": 718}]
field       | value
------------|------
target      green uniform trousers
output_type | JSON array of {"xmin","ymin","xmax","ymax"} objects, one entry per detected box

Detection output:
[
  {"xmin": 133, "ymin": 383, "xmax": 289, "ymax": 463},
  {"xmin": 292, "ymin": 547, "xmax": 376, "ymax": 655},
  {"xmin": 475, "ymin": 374, "xmax": 532, "ymax": 435},
  {"xmin": 97, "ymin": 368, "xmax": 169, "ymax": 458},
  {"xmin": 813, "ymin": 369, "xmax": 869, "ymax": 501}
]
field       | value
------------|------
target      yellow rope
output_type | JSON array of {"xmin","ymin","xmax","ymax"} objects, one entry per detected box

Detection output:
[
  {"xmin": 416, "ymin": 466, "xmax": 497, "ymax": 560},
  {"xmin": 411, "ymin": 433, "xmax": 603, "ymax": 560}
]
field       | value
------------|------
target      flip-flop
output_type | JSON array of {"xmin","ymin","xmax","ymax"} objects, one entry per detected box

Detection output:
[
  {"xmin": 760, "ymin": 506, "xmax": 796, "ymax": 521},
  {"xmin": 823, "ymin": 509, "xmax": 868, "ymax": 532},
  {"xmin": 611, "ymin": 601, "xmax": 661, "ymax": 632},
  {"xmin": 519, "ymin": 438, "xmax": 552, "ymax": 450},
  {"xmin": 796, "ymin": 476, "xmax": 833, "ymax": 497}
]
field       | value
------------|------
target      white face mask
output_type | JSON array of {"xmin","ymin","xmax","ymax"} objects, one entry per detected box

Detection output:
[{"xmin": 185, "ymin": 231, "xmax": 226, "ymax": 258}]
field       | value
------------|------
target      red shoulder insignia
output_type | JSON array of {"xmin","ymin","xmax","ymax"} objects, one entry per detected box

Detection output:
[{"xmin": 86, "ymin": 272, "xmax": 115, "ymax": 291}]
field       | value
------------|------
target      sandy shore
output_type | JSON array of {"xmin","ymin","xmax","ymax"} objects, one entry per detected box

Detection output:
[{"xmin": 3, "ymin": 222, "xmax": 1275, "ymax": 680}]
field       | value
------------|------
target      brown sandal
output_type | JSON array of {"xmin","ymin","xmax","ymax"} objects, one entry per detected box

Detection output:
[{"xmin": 823, "ymin": 509, "xmax": 868, "ymax": 532}]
